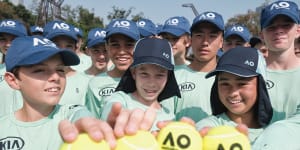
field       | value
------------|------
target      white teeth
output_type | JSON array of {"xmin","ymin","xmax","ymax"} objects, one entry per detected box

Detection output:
[
  {"xmin": 229, "ymin": 100, "xmax": 242, "ymax": 104},
  {"xmin": 46, "ymin": 87, "xmax": 59, "ymax": 92},
  {"xmin": 117, "ymin": 58, "xmax": 128, "ymax": 61}
]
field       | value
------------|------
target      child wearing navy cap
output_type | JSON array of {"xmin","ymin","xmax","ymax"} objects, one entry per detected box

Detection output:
[
  {"xmin": 196, "ymin": 47, "xmax": 272, "ymax": 145},
  {"xmin": 0, "ymin": 19, "xmax": 27, "ymax": 116},
  {"xmin": 223, "ymin": 24, "xmax": 251, "ymax": 52},
  {"xmin": 85, "ymin": 18, "xmax": 140, "ymax": 118},
  {"xmin": 84, "ymin": 28, "xmax": 109, "ymax": 77},
  {"xmin": 43, "ymin": 20, "xmax": 90, "ymax": 106},
  {"xmin": 100, "ymin": 38, "xmax": 181, "ymax": 131},
  {"xmin": 159, "ymin": 16, "xmax": 191, "ymax": 66}
]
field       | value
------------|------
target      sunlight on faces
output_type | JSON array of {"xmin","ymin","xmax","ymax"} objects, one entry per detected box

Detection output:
[
  {"xmin": 88, "ymin": 43, "xmax": 109, "ymax": 71},
  {"xmin": 262, "ymin": 16, "xmax": 299, "ymax": 52},
  {"xmin": 106, "ymin": 34, "xmax": 135, "ymax": 71},
  {"xmin": 191, "ymin": 22, "xmax": 223, "ymax": 62},
  {"xmin": 52, "ymin": 35, "xmax": 77, "ymax": 51},
  {"xmin": 0, "ymin": 33, "xmax": 17, "ymax": 54},
  {"xmin": 223, "ymin": 35, "xmax": 248, "ymax": 52},
  {"xmin": 13, "ymin": 54, "xmax": 66, "ymax": 107},
  {"xmin": 131, "ymin": 64, "xmax": 168, "ymax": 106},
  {"xmin": 217, "ymin": 72, "xmax": 257, "ymax": 116}
]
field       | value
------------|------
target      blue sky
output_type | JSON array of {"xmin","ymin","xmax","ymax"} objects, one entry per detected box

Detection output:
[{"xmin": 24, "ymin": 0, "xmax": 300, "ymax": 25}]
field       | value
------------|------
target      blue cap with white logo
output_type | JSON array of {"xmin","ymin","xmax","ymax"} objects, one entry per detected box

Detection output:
[
  {"xmin": 87, "ymin": 28, "xmax": 106, "ymax": 48},
  {"xmin": 136, "ymin": 18, "xmax": 157, "ymax": 37},
  {"xmin": 5, "ymin": 36, "xmax": 79, "ymax": 72},
  {"xmin": 106, "ymin": 19, "xmax": 140, "ymax": 41},
  {"xmin": 159, "ymin": 16, "xmax": 191, "ymax": 36},
  {"xmin": 206, "ymin": 46, "xmax": 266, "ymax": 79},
  {"xmin": 43, "ymin": 20, "xmax": 78, "ymax": 42},
  {"xmin": 74, "ymin": 26, "xmax": 83, "ymax": 37},
  {"xmin": 224, "ymin": 24, "xmax": 251, "ymax": 42},
  {"xmin": 30, "ymin": 25, "xmax": 44, "ymax": 34},
  {"xmin": 260, "ymin": 1, "xmax": 300, "ymax": 29},
  {"xmin": 0, "ymin": 19, "xmax": 27, "ymax": 37},
  {"xmin": 191, "ymin": 11, "xmax": 224, "ymax": 31}
]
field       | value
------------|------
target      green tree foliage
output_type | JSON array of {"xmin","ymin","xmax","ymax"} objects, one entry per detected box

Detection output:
[{"xmin": 107, "ymin": 6, "xmax": 144, "ymax": 22}]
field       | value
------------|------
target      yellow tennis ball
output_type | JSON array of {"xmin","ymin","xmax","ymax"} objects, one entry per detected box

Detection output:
[
  {"xmin": 157, "ymin": 122, "xmax": 202, "ymax": 150},
  {"xmin": 60, "ymin": 133, "xmax": 110, "ymax": 150},
  {"xmin": 115, "ymin": 130, "xmax": 159, "ymax": 150},
  {"xmin": 202, "ymin": 126, "xmax": 251, "ymax": 150}
]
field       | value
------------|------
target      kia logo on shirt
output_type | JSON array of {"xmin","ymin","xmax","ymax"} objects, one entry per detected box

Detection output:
[
  {"xmin": 98, "ymin": 87, "xmax": 115, "ymax": 96},
  {"xmin": 178, "ymin": 82, "xmax": 196, "ymax": 92},
  {"xmin": 0, "ymin": 136, "xmax": 25, "ymax": 150}
]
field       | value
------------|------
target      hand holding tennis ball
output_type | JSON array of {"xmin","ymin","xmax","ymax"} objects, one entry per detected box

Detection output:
[
  {"xmin": 202, "ymin": 125, "xmax": 251, "ymax": 150},
  {"xmin": 60, "ymin": 133, "xmax": 110, "ymax": 150}
]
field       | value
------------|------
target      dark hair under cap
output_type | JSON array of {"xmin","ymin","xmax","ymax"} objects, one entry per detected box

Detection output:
[{"xmin": 210, "ymin": 75, "xmax": 273, "ymax": 127}]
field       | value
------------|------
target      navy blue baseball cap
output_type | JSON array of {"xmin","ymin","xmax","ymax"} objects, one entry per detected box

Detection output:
[
  {"xmin": 0, "ymin": 19, "xmax": 27, "ymax": 37},
  {"xmin": 43, "ymin": 20, "xmax": 78, "ymax": 42},
  {"xmin": 30, "ymin": 25, "xmax": 44, "ymax": 34},
  {"xmin": 136, "ymin": 18, "xmax": 157, "ymax": 37},
  {"xmin": 74, "ymin": 26, "xmax": 83, "ymax": 37},
  {"xmin": 224, "ymin": 25, "xmax": 251, "ymax": 42},
  {"xmin": 106, "ymin": 19, "xmax": 140, "ymax": 41},
  {"xmin": 87, "ymin": 28, "xmax": 106, "ymax": 48},
  {"xmin": 260, "ymin": 1, "xmax": 300, "ymax": 29},
  {"xmin": 5, "ymin": 36, "xmax": 79, "ymax": 72},
  {"xmin": 115, "ymin": 38, "xmax": 181, "ymax": 101},
  {"xmin": 191, "ymin": 11, "xmax": 224, "ymax": 31},
  {"xmin": 206, "ymin": 46, "xmax": 266, "ymax": 79},
  {"xmin": 159, "ymin": 16, "xmax": 190, "ymax": 36}
]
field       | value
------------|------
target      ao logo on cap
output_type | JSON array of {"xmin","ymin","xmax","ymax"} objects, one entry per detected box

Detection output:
[
  {"xmin": 33, "ymin": 37, "xmax": 57, "ymax": 48},
  {"xmin": 52, "ymin": 22, "xmax": 71, "ymax": 31},
  {"xmin": 231, "ymin": 26, "xmax": 244, "ymax": 32},
  {"xmin": 199, "ymin": 12, "xmax": 216, "ymax": 20},
  {"xmin": 0, "ymin": 20, "xmax": 16, "ymax": 28},
  {"xmin": 94, "ymin": 30, "xmax": 106, "ymax": 37},
  {"xmin": 113, "ymin": 21, "xmax": 131, "ymax": 29},
  {"xmin": 166, "ymin": 18, "xmax": 179, "ymax": 26},
  {"xmin": 244, "ymin": 60, "xmax": 255, "ymax": 67},
  {"xmin": 137, "ymin": 21, "xmax": 146, "ymax": 27},
  {"xmin": 270, "ymin": 1, "xmax": 290, "ymax": 10}
]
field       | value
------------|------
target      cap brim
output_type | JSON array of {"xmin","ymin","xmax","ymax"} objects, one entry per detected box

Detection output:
[
  {"xmin": 139, "ymin": 28, "xmax": 156, "ymax": 37},
  {"xmin": 224, "ymin": 32, "xmax": 248, "ymax": 42},
  {"xmin": 106, "ymin": 29, "xmax": 139, "ymax": 41},
  {"xmin": 262, "ymin": 12, "xmax": 299, "ymax": 29},
  {"xmin": 159, "ymin": 28, "xmax": 187, "ymax": 37},
  {"xmin": 87, "ymin": 38, "xmax": 105, "ymax": 48},
  {"xmin": 0, "ymin": 28, "xmax": 26, "ymax": 37},
  {"xmin": 131, "ymin": 57, "xmax": 174, "ymax": 70},
  {"xmin": 46, "ymin": 32, "xmax": 78, "ymax": 42},
  {"xmin": 191, "ymin": 20, "xmax": 224, "ymax": 31},
  {"xmin": 205, "ymin": 65, "xmax": 258, "ymax": 78},
  {"xmin": 18, "ymin": 47, "xmax": 79, "ymax": 67}
]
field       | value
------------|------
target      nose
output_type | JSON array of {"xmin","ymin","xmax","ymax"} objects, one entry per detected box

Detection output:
[{"xmin": 48, "ymin": 71, "xmax": 61, "ymax": 82}]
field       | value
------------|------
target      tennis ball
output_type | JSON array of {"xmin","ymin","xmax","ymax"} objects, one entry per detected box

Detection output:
[
  {"xmin": 157, "ymin": 122, "xmax": 202, "ymax": 150},
  {"xmin": 60, "ymin": 133, "xmax": 110, "ymax": 150},
  {"xmin": 115, "ymin": 130, "xmax": 159, "ymax": 150},
  {"xmin": 202, "ymin": 126, "xmax": 251, "ymax": 150}
]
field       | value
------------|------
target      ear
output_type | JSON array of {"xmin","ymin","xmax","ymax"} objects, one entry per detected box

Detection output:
[
  {"xmin": 296, "ymin": 24, "xmax": 300, "ymax": 38},
  {"xmin": 130, "ymin": 68, "xmax": 136, "ymax": 80},
  {"xmin": 4, "ymin": 72, "xmax": 21, "ymax": 90}
]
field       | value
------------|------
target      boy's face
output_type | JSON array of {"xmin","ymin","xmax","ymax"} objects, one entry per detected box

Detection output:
[
  {"xmin": 52, "ymin": 35, "xmax": 77, "ymax": 51},
  {"xmin": 6, "ymin": 54, "xmax": 66, "ymax": 107},
  {"xmin": 87, "ymin": 43, "xmax": 108, "ymax": 71},
  {"xmin": 161, "ymin": 33, "xmax": 190, "ymax": 58},
  {"xmin": 191, "ymin": 22, "xmax": 223, "ymax": 63},
  {"xmin": 131, "ymin": 64, "xmax": 168, "ymax": 106},
  {"xmin": 217, "ymin": 72, "xmax": 257, "ymax": 118},
  {"xmin": 262, "ymin": 15, "xmax": 300, "ymax": 53},
  {"xmin": 0, "ymin": 33, "xmax": 17, "ymax": 54},
  {"xmin": 294, "ymin": 38, "xmax": 300, "ymax": 58},
  {"xmin": 106, "ymin": 34, "xmax": 135, "ymax": 71},
  {"xmin": 223, "ymin": 35, "xmax": 249, "ymax": 52},
  {"xmin": 255, "ymin": 43, "xmax": 269, "ymax": 59}
]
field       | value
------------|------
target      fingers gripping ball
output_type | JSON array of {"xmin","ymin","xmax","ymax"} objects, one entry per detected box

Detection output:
[
  {"xmin": 115, "ymin": 130, "xmax": 159, "ymax": 150},
  {"xmin": 60, "ymin": 133, "xmax": 110, "ymax": 150},
  {"xmin": 202, "ymin": 126, "xmax": 251, "ymax": 150},
  {"xmin": 157, "ymin": 122, "xmax": 202, "ymax": 150}
]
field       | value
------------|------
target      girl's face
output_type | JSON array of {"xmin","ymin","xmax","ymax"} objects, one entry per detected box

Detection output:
[
  {"xmin": 106, "ymin": 34, "xmax": 135, "ymax": 72},
  {"xmin": 217, "ymin": 72, "xmax": 257, "ymax": 117},
  {"xmin": 6, "ymin": 54, "xmax": 66, "ymax": 110},
  {"xmin": 131, "ymin": 64, "xmax": 168, "ymax": 106}
]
